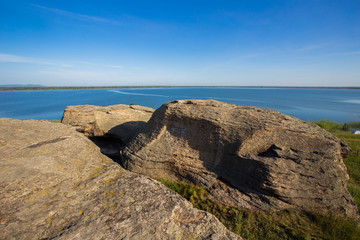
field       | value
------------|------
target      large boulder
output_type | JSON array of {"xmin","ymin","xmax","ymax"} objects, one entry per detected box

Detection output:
[
  {"xmin": 121, "ymin": 100, "xmax": 358, "ymax": 219},
  {"xmin": 61, "ymin": 104, "xmax": 154, "ymax": 144},
  {"xmin": 0, "ymin": 118, "xmax": 241, "ymax": 240}
]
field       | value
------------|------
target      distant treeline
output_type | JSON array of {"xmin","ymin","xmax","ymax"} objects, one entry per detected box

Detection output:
[
  {"xmin": 1, "ymin": 86, "xmax": 360, "ymax": 91},
  {"xmin": 0, "ymin": 86, "xmax": 172, "ymax": 91}
]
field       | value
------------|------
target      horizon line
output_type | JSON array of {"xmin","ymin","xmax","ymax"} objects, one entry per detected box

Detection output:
[{"xmin": 1, "ymin": 85, "xmax": 360, "ymax": 91}]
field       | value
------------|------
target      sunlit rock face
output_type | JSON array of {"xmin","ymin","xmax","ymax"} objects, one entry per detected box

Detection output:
[{"xmin": 0, "ymin": 118, "xmax": 242, "ymax": 240}]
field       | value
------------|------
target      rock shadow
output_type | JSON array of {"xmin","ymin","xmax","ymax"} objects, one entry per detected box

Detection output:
[
  {"xmin": 107, "ymin": 121, "xmax": 147, "ymax": 143},
  {"xmin": 90, "ymin": 136, "xmax": 124, "ymax": 163},
  {"xmin": 166, "ymin": 118, "xmax": 275, "ymax": 198},
  {"xmin": 91, "ymin": 121, "xmax": 147, "ymax": 164}
]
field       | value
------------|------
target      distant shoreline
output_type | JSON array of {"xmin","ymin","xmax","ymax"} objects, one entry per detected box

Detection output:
[{"xmin": 1, "ymin": 86, "xmax": 360, "ymax": 91}]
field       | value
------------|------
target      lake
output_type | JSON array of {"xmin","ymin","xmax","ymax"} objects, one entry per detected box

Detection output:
[{"xmin": 0, "ymin": 88, "xmax": 359, "ymax": 123}]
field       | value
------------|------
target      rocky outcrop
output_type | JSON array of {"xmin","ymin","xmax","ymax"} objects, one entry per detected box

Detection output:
[
  {"xmin": 0, "ymin": 118, "xmax": 241, "ymax": 240},
  {"xmin": 121, "ymin": 100, "xmax": 358, "ymax": 219},
  {"xmin": 61, "ymin": 104, "xmax": 154, "ymax": 144},
  {"xmin": 61, "ymin": 104, "xmax": 155, "ymax": 160}
]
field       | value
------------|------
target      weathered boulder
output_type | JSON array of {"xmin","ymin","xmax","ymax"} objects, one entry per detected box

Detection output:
[
  {"xmin": 61, "ymin": 104, "xmax": 154, "ymax": 144},
  {"xmin": 0, "ymin": 118, "xmax": 241, "ymax": 240},
  {"xmin": 121, "ymin": 100, "xmax": 358, "ymax": 219}
]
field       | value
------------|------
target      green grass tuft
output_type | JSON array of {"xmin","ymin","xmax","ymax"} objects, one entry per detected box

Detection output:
[{"xmin": 48, "ymin": 120, "xmax": 61, "ymax": 123}]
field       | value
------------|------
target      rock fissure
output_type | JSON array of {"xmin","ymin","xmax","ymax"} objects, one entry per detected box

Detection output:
[{"xmin": 27, "ymin": 137, "xmax": 68, "ymax": 148}]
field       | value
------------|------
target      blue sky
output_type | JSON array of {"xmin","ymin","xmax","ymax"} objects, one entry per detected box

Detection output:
[{"xmin": 0, "ymin": 0, "xmax": 359, "ymax": 86}]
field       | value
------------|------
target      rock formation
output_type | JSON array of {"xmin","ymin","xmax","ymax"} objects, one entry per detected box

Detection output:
[
  {"xmin": 61, "ymin": 104, "xmax": 154, "ymax": 144},
  {"xmin": 61, "ymin": 104, "xmax": 154, "ymax": 160},
  {"xmin": 121, "ymin": 100, "xmax": 358, "ymax": 219},
  {"xmin": 0, "ymin": 118, "xmax": 241, "ymax": 240}
]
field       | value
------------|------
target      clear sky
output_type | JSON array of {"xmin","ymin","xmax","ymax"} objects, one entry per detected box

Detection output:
[{"xmin": 0, "ymin": 0, "xmax": 359, "ymax": 86}]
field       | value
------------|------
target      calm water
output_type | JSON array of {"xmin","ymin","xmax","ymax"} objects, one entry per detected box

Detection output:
[{"xmin": 0, "ymin": 88, "xmax": 359, "ymax": 123}]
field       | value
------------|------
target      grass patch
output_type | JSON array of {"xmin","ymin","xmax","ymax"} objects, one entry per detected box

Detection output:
[
  {"xmin": 159, "ymin": 179, "xmax": 360, "ymax": 240},
  {"xmin": 314, "ymin": 120, "xmax": 346, "ymax": 131},
  {"xmin": 48, "ymin": 120, "xmax": 61, "ymax": 123}
]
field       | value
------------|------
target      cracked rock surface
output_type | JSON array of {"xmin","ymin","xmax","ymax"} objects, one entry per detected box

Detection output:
[
  {"xmin": 0, "ymin": 118, "xmax": 241, "ymax": 240},
  {"xmin": 121, "ymin": 99, "xmax": 358, "ymax": 219}
]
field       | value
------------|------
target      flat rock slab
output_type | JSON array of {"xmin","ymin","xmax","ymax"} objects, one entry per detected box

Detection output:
[
  {"xmin": 122, "ymin": 100, "xmax": 358, "ymax": 219},
  {"xmin": 61, "ymin": 104, "xmax": 154, "ymax": 144},
  {"xmin": 0, "ymin": 118, "xmax": 241, "ymax": 240}
]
